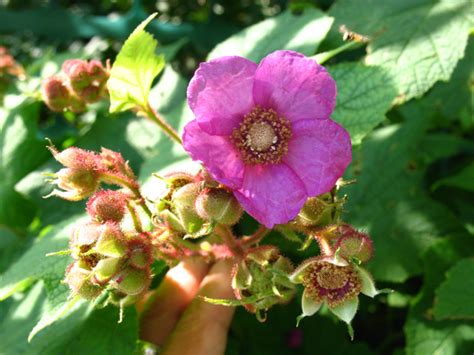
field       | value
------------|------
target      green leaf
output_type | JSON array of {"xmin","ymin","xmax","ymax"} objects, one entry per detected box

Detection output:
[
  {"xmin": 344, "ymin": 117, "xmax": 461, "ymax": 282},
  {"xmin": 50, "ymin": 306, "xmax": 139, "ymax": 355},
  {"xmin": 405, "ymin": 236, "xmax": 474, "ymax": 355},
  {"xmin": 0, "ymin": 226, "xmax": 28, "ymax": 273},
  {"xmin": 0, "ymin": 101, "xmax": 49, "ymax": 184},
  {"xmin": 328, "ymin": 63, "xmax": 397, "ymax": 144},
  {"xmin": 432, "ymin": 163, "xmax": 474, "ymax": 192},
  {"xmin": 0, "ymin": 216, "xmax": 79, "ymax": 300},
  {"xmin": 418, "ymin": 38, "xmax": 474, "ymax": 122},
  {"xmin": 0, "ymin": 185, "xmax": 37, "ymax": 228},
  {"xmin": 28, "ymin": 282, "xmax": 80, "ymax": 342},
  {"xmin": 433, "ymin": 258, "xmax": 474, "ymax": 320},
  {"xmin": 329, "ymin": 0, "xmax": 472, "ymax": 102},
  {"xmin": 208, "ymin": 8, "xmax": 334, "ymax": 62},
  {"xmin": 108, "ymin": 13, "xmax": 165, "ymax": 113}
]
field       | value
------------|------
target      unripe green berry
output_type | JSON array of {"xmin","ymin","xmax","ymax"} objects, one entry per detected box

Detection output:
[
  {"xmin": 94, "ymin": 223, "xmax": 127, "ymax": 257},
  {"xmin": 195, "ymin": 188, "xmax": 243, "ymax": 225},
  {"xmin": 127, "ymin": 236, "xmax": 153, "ymax": 269},
  {"xmin": 295, "ymin": 194, "xmax": 333, "ymax": 228},
  {"xmin": 93, "ymin": 257, "xmax": 123, "ymax": 283},
  {"xmin": 170, "ymin": 183, "xmax": 204, "ymax": 233},
  {"xmin": 113, "ymin": 267, "xmax": 150, "ymax": 296},
  {"xmin": 335, "ymin": 228, "xmax": 373, "ymax": 263}
]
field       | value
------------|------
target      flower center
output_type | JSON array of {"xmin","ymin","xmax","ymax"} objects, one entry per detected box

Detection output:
[
  {"xmin": 232, "ymin": 106, "xmax": 291, "ymax": 165},
  {"xmin": 247, "ymin": 121, "xmax": 276, "ymax": 152},
  {"xmin": 316, "ymin": 265, "xmax": 348, "ymax": 290}
]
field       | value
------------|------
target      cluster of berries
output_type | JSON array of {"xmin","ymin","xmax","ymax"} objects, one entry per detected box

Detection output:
[
  {"xmin": 66, "ymin": 190, "xmax": 153, "ymax": 307},
  {"xmin": 157, "ymin": 170, "xmax": 243, "ymax": 238},
  {"xmin": 41, "ymin": 59, "xmax": 109, "ymax": 113},
  {"xmin": 47, "ymin": 145, "xmax": 156, "ymax": 306}
]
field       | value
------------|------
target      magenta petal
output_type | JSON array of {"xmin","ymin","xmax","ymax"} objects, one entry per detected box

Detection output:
[
  {"xmin": 233, "ymin": 164, "xmax": 307, "ymax": 228},
  {"xmin": 253, "ymin": 50, "xmax": 336, "ymax": 122},
  {"xmin": 182, "ymin": 120, "xmax": 245, "ymax": 189},
  {"xmin": 187, "ymin": 56, "xmax": 257, "ymax": 135},
  {"xmin": 283, "ymin": 119, "xmax": 352, "ymax": 196}
]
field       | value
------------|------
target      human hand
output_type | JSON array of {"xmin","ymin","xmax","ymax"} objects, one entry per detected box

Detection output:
[{"xmin": 138, "ymin": 258, "xmax": 235, "ymax": 355}]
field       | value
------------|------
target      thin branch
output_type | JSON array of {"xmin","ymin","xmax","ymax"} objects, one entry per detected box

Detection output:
[{"xmin": 143, "ymin": 102, "xmax": 182, "ymax": 145}]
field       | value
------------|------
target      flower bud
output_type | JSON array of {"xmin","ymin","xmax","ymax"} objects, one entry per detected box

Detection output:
[
  {"xmin": 127, "ymin": 235, "xmax": 153, "ymax": 269},
  {"xmin": 49, "ymin": 146, "xmax": 99, "ymax": 170},
  {"xmin": 93, "ymin": 257, "xmax": 123, "ymax": 283},
  {"xmin": 65, "ymin": 262, "xmax": 103, "ymax": 300},
  {"xmin": 170, "ymin": 183, "xmax": 204, "ymax": 233},
  {"xmin": 94, "ymin": 222, "xmax": 127, "ymax": 258},
  {"xmin": 62, "ymin": 59, "xmax": 90, "ymax": 93},
  {"xmin": 334, "ymin": 226, "xmax": 373, "ymax": 263},
  {"xmin": 87, "ymin": 60, "xmax": 108, "ymax": 82},
  {"xmin": 67, "ymin": 94, "xmax": 87, "ymax": 113},
  {"xmin": 294, "ymin": 194, "xmax": 333, "ymax": 228},
  {"xmin": 41, "ymin": 75, "xmax": 70, "ymax": 112},
  {"xmin": 112, "ymin": 267, "xmax": 150, "ymax": 296},
  {"xmin": 87, "ymin": 190, "xmax": 128, "ymax": 223},
  {"xmin": 62, "ymin": 59, "xmax": 108, "ymax": 103},
  {"xmin": 70, "ymin": 220, "xmax": 102, "ymax": 249},
  {"xmin": 99, "ymin": 148, "xmax": 136, "ymax": 180},
  {"xmin": 195, "ymin": 188, "xmax": 243, "ymax": 225},
  {"xmin": 50, "ymin": 168, "xmax": 99, "ymax": 201}
]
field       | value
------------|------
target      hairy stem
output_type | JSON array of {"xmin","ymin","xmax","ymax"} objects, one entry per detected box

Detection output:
[
  {"xmin": 143, "ymin": 102, "xmax": 182, "ymax": 145},
  {"xmin": 315, "ymin": 234, "xmax": 333, "ymax": 256},
  {"xmin": 242, "ymin": 225, "xmax": 270, "ymax": 247},
  {"xmin": 127, "ymin": 202, "xmax": 143, "ymax": 233},
  {"xmin": 215, "ymin": 225, "xmax": 244, "ymax": 258},
  {"xmin": 312, "ymin": 41, "xmax": 362, "ymax": 65}
]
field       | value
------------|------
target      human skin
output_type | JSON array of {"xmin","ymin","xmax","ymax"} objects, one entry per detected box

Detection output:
[{"xmin": 138, "ymin": 258, "xmax": 235, "ymax": 355}]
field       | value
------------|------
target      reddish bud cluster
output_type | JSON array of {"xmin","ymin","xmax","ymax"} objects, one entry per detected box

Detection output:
[
  {"xmin": 41, "ymin": 59, "xmax": 109, "ymax": 113},
  {"xmin": 46, "ymin": 145, "xmax": 138, "ymax": 201},
  {"xmin": 157, "ymin": 169, "xmax": 243, "ymax": 237},
  {"xmin": 66, "ymin": 218, "xmax": 153, "ymax": 302}
]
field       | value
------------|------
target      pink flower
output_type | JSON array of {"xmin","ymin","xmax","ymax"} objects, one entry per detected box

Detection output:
[{"xmin": 182, "ymin": 50, "xmax": 351, "ymax": 228}]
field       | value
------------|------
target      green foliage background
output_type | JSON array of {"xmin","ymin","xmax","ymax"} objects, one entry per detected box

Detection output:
[{"xmin": 0, "ymin": 0, "xmax": 473, "ymax": 354}]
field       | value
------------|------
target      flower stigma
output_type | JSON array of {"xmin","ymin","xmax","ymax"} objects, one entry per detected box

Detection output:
[{"xmin": 232, "ymin": 106, "xmax": 291, "ymax": 164}]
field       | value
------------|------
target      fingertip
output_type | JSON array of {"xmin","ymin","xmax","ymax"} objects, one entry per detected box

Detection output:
[
  {"xmin": 139, "ymin": 257, "xmax": 210, "ymax": 346},
  {"xmin": 162, "ymin": 259, "xmax": 236, "ymax": 355}
]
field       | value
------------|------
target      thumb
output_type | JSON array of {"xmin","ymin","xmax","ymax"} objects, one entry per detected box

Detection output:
[{"xmin": 161, "ymin": 259, "xmax": 236, "ymax": 355}]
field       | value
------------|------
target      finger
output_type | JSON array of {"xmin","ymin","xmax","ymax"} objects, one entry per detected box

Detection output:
[
  {"xmin": 139, "ymin": 257, "xmax": 210, "ymax": 346},
  {"xmin": 161, "ymin": 259, "xmax": 235, "ymax": 355}
]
